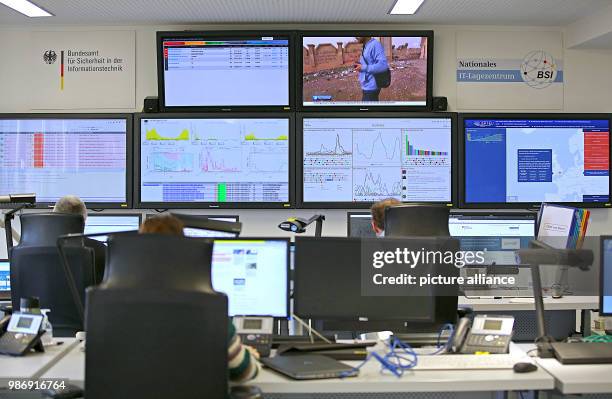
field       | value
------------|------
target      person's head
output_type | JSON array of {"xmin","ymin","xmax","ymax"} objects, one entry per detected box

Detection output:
[
  {"xmin": 53, "ymin": 195, "xmax": 88, "ymax": 222},
  {"xmin": 370, "ymin": 198, "xmax": 401, "ymax": 237},
  {"xmin": 356, "ymin": 36, "xmax": 371, "ymax": 45},
  {"xmin": 139, "ymin": 215, "xmax": 184, "ymax": 236}
]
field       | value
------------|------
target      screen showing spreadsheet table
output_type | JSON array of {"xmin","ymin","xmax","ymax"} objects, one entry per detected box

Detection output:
[
  {"xmin": 0, "ymin": 118, "xmax": 128, "ymax": 204},
  {"xmin": 302, "ymin": 117, "xmax": 452, "ymax": 203},
  {"xmin": 139, "ymin": 118, "xmax": 290, "ymax": 204},
  {"xmin": 161, "ymin": 36, "xmax": 290, "ymax": 107}
]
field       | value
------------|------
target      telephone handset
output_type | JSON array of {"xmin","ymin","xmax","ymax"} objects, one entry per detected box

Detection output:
[
  {"xmin": 451, "ymin": 315, "xmax": 514, "ymax": 354},
  {"xmin": 0, "ymin": 313, "xmax": 45, "ymax": 356}
]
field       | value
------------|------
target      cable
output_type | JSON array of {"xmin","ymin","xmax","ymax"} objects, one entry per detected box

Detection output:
[
  {"xmin": 340, "ymin": 323, "xmax": 454, "ymax": 378},
  {"xmin": 340, "ymin": 336, "xmax": 418, "ymax": 378}
]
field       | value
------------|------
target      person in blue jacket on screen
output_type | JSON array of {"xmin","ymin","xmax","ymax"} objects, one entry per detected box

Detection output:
[{"xmin": 355, "ymin": 36, "xmax": 389, "ymax": 102}]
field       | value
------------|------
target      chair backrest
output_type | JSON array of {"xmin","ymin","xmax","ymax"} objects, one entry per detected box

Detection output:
[
  {"xmin": 10, "ymin": 245, "xmax": 94, "ymax": 335},
  {"xmin": 10, "ymin": 213, "xmax": 93, "ymax": 336},
  {"xmin": 85, "ymin": 234, "xmax": 228, "ymax": 399},
  {"xmin": 385, "ymin": 204, "xmax": 451, "ymax": 237},
  {"xmin": 19, "ymin": 213, "xmax": 84, "ymax": 247}
]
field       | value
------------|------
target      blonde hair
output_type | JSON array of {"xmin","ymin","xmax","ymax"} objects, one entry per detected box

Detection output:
[{"xmin": 370, "ymin": 198, "xmax": 401, "ymax": 230}]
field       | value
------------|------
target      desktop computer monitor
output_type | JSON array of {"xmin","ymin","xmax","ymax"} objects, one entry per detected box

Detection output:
[
  {"xmin": 600, "ymin": 236, "xmax": 612, "ymax": 316},
  {"xmin": 385, "ymin": 204, "xmax": 451, "ymax": 237},
  {"xmin": 171, "ymin": 213, "xmax": 241, "ymax": 238},
  {"xmin": 449, "ymin": 212, "xmax": 536, "ymax": 264},
  {"xmin": 85, "ymin": 214, "xmax": 143, "ymax": 241},
  {"xmin": 293, "ymin": 236, "xmax": 458, "ymax": 325},
  {"xmin": 212, "ymin": 238, "xmax": 289, "ymax": 317},
  {"xmin": 0, "ymin": 259, "xmax": 9, "ymax": 299},
  {"xmin": 347, "ymin": 212, "xmax": 376, "ymax": 238}
]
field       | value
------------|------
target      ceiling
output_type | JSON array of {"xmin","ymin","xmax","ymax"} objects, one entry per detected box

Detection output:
[{"xmin": 0, "ymin": 0, "xmax": 609, "ymax": 26}]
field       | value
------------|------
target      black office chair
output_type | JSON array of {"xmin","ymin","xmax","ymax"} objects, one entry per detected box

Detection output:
[
  {"xmin": 85, "ymin": 234, "xmax": 229, "ymax": 399},
  {"xmin": 9, "ymin": 213, "xmax": 95, "ymax": 336},
  {"xmin": 385, "ymin": 204, "xmax": 451, "ymax": 237}
]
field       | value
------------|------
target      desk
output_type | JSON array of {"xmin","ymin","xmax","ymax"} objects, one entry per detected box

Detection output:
[
  {"xmin": 459, "ymin": 296, "xmax": 598, "ymax": 312},
  {"xmin": 537, "ymin": 358, "xmax": 612, "ymax": 395},
  {"xmin": 0, "ymin": 338, "xmax": 77, "ymax": 387},
  {"xmin": 460, "ymin": 296, "xmax": 598, "ymax": 338},
  {"xmin": 41, "ymin": 343, "xmax": 554, "ymax": 399}
]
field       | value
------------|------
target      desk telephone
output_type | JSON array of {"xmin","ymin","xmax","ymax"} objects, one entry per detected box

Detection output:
[
  {"xmin": 234, "ymin": 316, "xmax": 273, "ymax": 358},
  {"xmin": 451, "ymin": 315, "xmax": 514, "ymax": 354},
  {"xmin": 0, "ymin": 313, "xmax": 45, "ymax": 356}
]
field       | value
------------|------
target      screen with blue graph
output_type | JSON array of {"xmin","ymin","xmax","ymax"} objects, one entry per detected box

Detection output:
[
  {"xmin": 463, "ymin": 118, "xmax": 610, "ymax": 205},
  {"xmin": 139, "ymin": 118, "xmax": 290, "ymax": 204},
  {"xmin": 301, "ymin": 117, "xmax": 452, "ymax": 203}
]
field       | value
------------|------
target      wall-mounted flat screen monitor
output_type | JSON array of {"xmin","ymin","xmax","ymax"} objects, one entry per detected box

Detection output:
[
  {"xmin": 0, "ymin": 114, "xmax": 132, "ymax": 208},
  {"xmin": 298, "ymin": 114, "xmax": 455, "ymax": 208},
  {"xmin": 157, "ymin": 31, "xmax": 293, "ymax": 111},
  {"xmin": 300, "ymin": 31, "xmax": 433, "ymax": 110},
  {"xmin": 137, "ymin": 114, "xmax": 293, "ymax": 208},
  {"xmin": 461, "ymin": 114, "xmax": 611, "ymax": 207}
]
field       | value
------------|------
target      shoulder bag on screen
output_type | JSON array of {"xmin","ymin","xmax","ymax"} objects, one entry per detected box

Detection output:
[{"xmin": 361, "ymin": 43, "xmax": 391, "ymax": 89}]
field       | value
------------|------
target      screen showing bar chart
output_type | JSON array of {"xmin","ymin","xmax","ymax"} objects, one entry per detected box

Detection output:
[
  {"xmin": 139, "ymin": 118, "xmax": 290, "ymax": 204},
  {"xmin": 302, "ymin": 117, "xmax": 452, "ymax": 203}
]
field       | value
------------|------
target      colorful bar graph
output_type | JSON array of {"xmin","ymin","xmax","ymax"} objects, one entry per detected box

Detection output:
[{"xmin": 405, "ymin": 136, "xmax": 448, "ymax": 156}]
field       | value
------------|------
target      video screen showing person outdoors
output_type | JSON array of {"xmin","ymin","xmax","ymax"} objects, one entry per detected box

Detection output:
[{"xmin": 302, "ymin": 36, "xmax": 429, "ymax": 106}]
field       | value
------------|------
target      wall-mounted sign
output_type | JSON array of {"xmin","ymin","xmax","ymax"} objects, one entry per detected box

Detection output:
[
  {"xmin": 456, "ymin": 31, "xmax": 563, "ymax": 110},
  {"xmin": 30, "ymin": 30, "xmax": 135, "ymax": 110}
]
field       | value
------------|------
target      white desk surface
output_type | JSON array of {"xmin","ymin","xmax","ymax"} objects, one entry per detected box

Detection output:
[
  {"xmin": 0, "ymin": 338, "xmax": 78, "ymax": 387},
  {"xmin": 536, "ymin": 358, "xmax": 612, "ymax": 394},
  {"xmin": 42, "ymin": 343, "xmax": 554, "ymax": 393},
  {"xmin": 459, "ymin": 296, "xmax": 598, "ymax": 311}
]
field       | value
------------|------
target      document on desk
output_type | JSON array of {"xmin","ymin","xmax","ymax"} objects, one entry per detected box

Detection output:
[{"xmin": 537, "ymin": 205, "xmax": 575, "ymax": 249}]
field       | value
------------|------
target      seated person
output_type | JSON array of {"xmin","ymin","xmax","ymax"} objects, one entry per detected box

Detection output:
[
  {"xmin": 139, "ymin": 215, "xmax": 261, "ymax": 382},
  {"xmin": 53, "ymin": 195, "xmax": 88, "ymax": 222},
  {"xmin": 53, "ymin": 195, "xmax": 106, "ymax": 283},
  {"xmin": 370, "ymin": 198, "xmax": 401, "ymax": 237}
]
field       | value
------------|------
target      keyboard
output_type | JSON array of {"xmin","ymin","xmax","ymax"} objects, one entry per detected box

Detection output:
[{"xmin": 413, "ymin": 354, "xmax": 518, "ymax": 370}]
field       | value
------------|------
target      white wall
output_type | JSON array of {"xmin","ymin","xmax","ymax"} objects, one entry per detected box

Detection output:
[{"xmin": 1, "ymin": 23, "xmax": 612, "ymax": 251}]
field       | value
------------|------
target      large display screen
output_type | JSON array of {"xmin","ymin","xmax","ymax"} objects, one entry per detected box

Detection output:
[
  {"xmin": 301, "ymin": 33, "xmax": 431, "ymax": 108},
  {"xmin": 301, "ymin": 117, "xmax": 452, "ymax": 204},
  {"xmin": 212, "ymin": 239, "xmax": 288, "ymax": 317},
  {"xmin": 0, "ymin": 117, "xmax": 129, "ymax": 205},
  {"xmin": 159, "ymin": 33, "xmax": 290, "ymax": 109},
  {"xmin": 139, "ymin": 117, "xmax": 290, "ymax": 205},
  {"xmin": 463, "ymin": 117, "xmax": 611, "ymax": 205}
]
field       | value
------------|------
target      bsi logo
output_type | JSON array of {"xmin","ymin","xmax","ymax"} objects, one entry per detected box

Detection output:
[
  {"xmin": 520, "ymin": 50, "xmax": 558, "ymax": 89},
  {"xmin": 43, "ymin": 50, "xmax": 57, "ymax": 64}
]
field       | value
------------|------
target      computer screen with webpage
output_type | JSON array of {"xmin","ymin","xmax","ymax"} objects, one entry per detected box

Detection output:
[
  {"xmin": 212, "ymin": 239, "xmax": 288, "ymax": 317},
  {"xmin": 0, "ymin": 260, "xmax": 10, "ymax": 294},
  {"xmin": 449, "ymin": 213, "xmax": 535, "ymax": 266},
  {"xmin": 0, "ymin": 118, "xmax": 128, "ymax": 204},
  {"xmin": 464, "ymin": 118, "xmax": 610, "ymax": 205},
  {"xmin": 140, "ymin": 118, "xmax": 290, "ymax": 204},
  {"xmin": 302, "ymin": 117, "xmax": 452, "ymax": 203},
  {"xmin": 160, "ymin": 35, "xmax": 290, "ymax": 108}
]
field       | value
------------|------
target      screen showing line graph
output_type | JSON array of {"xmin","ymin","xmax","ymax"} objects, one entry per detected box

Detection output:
[
  {"xmin": 302, "ymin": 117, "xmax": 452, "ymax": 203},
  {"xmin": 0, "ymin": 118, "xmax": 128, "ymax": 204},
  {"xmin": 140, "ymin": 118, "xmax": 290, "ymax": 203}
]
